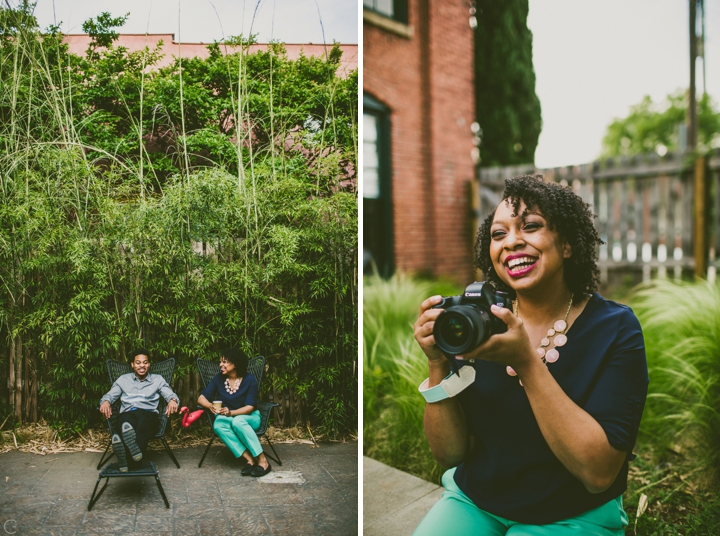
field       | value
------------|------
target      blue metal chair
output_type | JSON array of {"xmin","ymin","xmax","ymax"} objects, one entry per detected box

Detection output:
[
  {"xmin": 96, "ymin": 358, "xmax": 180, "ymax": 469},
  {"xmin": 196, "ymin": 356, "xmax": 282, "ymax": 467}
]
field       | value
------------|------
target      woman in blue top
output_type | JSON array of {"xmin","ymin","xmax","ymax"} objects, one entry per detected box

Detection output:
[
  {"xmin": 413, "ymin": 175, "xmax": 648, "ymax": 534},
  {"xmin": 198, "ymin": 348, "xmax": 271, "ymax": 476}
]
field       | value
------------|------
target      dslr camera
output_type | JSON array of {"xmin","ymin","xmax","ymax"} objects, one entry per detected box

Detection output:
[{"xmin": 432, "ymin": 281, "xmax": 513, "ymax": 355}]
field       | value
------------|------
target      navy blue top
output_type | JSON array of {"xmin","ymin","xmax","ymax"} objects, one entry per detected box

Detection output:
[
  {"xmin": 200, "ymin": 373, "xmax": 259, "ymax": 411},
  {"xmin": 454, "ymin": 293, "xmax": 648, "ymax": 524}
]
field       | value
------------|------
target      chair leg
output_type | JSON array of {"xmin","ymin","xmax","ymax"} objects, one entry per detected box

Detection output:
[
  {"xmin": 198, "ymin": 435, "xmax": 216, "ymax": 468},
  {"xmin": 160, "ymin": 437, "xmax": 181, "ymax": 468},
  {"xmin": 155, "ymin": 475, "xmax": 170, "ymax": 508},
  {"xmin": 96, "ymin": 441, "xmax": 114, "ymax": 470},
  {"xmin": 263, "ymin": 436, "xmax": 282, "ymax": 466},
  {"xmin": 87, "ymin": 476, "xmax": 110, "ymax": 511}
]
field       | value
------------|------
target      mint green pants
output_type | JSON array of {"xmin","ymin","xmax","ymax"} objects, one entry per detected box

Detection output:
[
  {"xmin": 413, "ymin": 468, "xmax": 629, "ymax": 536},
  {"xmin": 212, "ymin": 410, "xmax": 263, "ymax": 458}
]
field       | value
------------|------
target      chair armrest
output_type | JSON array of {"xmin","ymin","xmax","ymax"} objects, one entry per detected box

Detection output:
[{"xmin": 255, "ymin": 401, "xmax": 279, "ymax": 436}]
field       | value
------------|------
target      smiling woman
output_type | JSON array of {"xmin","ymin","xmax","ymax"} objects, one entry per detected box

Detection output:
[{"xmin": 412, "ymin": 175, "xmax": 649, "ymax": 535}]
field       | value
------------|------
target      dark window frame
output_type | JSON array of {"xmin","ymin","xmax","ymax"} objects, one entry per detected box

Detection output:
[
  {"xmin": 363, "ymin": 93, "xmax": 395, "ymax": 277},
  {"xmin": 363, "ymin": 0, "xmax": 408, "ymax": 25}
]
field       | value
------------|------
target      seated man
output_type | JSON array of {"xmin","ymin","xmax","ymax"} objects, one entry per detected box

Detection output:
[{"xmin": 99, "ymin": 348, "xmax": 179, "ymax": 471}]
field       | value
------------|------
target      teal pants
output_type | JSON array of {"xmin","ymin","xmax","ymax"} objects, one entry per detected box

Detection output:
[
  {"xmin": 413, "ymin": 468, "xmax": 629, "ymax": 536},
  {"xmin": 213, "ymin": 410, "xmax": 263, "ymax": 459}
]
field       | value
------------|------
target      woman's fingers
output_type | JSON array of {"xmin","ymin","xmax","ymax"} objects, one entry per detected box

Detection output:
[
  {"xmin": 419, "ymin": 295, "xmax": 443, "ymax": 315},
  {"xmin": 490, "ymin": 304, "xmax": 524, "ymax": 329},
  {"xmin": 459, "ymin": 304, "xmax": 534, "ymax": 364},
  {"xmin": 414, "ymin": 303, "xmax": 440, "ymax": 331}
]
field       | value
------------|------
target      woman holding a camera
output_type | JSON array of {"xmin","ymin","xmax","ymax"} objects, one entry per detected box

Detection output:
[{"xmin": 413, "ymin": 175, "xmax": 648, "ymax": 535}]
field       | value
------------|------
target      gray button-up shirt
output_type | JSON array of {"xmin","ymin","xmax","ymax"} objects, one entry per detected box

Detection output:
[{"xmin": 100, "ymin": 373, "xmax": 179, "ymax": 414}]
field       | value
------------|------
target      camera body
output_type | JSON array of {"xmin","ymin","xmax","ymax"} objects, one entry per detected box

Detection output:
[{"xmin": 432, "ymin": 281, "xmax": 513, "ymax": 355}]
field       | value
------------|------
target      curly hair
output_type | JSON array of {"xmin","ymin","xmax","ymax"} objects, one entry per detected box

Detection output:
[
  {"xmin": 474, "ymin": 174, "xmax": 603, "ymax": 296},
  {"xmin": 221, "ymin": 347, "xmax": 249, "ymax": 377}
]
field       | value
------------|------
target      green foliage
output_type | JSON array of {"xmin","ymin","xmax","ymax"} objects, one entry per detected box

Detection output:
[
  {"xmin": 475, "ymin": 0, "xmax": 542, "ymax": 166},
  {"xmin": 0, "ymin": 4, "xmax": 357, "ymax": 437},
  {"xmin": 82, "ymin": 11, "xmax": 129, "ymax": 53},
  {"xmin": 363, "ymin": 273, "xmax": 461, "ymax": 483},
  {"xmin": 601, "ymin": 91, "xmax": 720, "ymax": 158}
]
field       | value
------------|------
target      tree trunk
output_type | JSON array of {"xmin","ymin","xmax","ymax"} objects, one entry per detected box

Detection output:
[
  {"xmin": 8, "ymin": 335, "xmax": 15, "ymax": 409},
  {"xmin": 14, "ymin": 335, "xmax": 23, "ymax": 422},
  {"xmin": 25, "ymin": 349, "xmax": 37, "ymax": 422}
]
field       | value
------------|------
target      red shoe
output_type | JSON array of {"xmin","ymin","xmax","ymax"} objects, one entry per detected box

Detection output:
[{"xmin": 179, "ymin": 407, "xmax": 205, "ymax": 428}]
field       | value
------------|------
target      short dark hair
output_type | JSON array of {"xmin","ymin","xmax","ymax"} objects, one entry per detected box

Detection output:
[
  {"xmin": 129, "ymin": 347, "xmax": 150, "ymax": 363},
  {"xmin": 474, "ymin": 174, "xmax": 603, "ymax": 296},
  {"xmin": 222, "ymin": 347, "xmax": 249, "ymax": 376}
]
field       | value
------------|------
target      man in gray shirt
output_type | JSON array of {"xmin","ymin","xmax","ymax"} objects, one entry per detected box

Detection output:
[{"xmin": 100, "ymin": 348, "xmax": 179, "ymax": 471}]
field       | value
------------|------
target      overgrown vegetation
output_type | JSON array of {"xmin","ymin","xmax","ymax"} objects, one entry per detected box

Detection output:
[
  {"xmin": 364, "ymin": 274, "xmax": 720, "ymax": 533},
  {"xmin": 0, "ymin": 4, "xmax": 357, "ymax": 438}
]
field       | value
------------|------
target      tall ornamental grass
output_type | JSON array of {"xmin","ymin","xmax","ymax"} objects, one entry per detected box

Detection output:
[
  {"xmin": 363, "ymin": 273, "xmax": 459, "ymax": 483},
  {"xmin": 630, "ymin": 278, "xmax": 720, "ymax": 481}
]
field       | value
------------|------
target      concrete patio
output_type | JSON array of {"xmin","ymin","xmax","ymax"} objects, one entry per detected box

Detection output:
[
  {"xmin": 0, "ymin": 442, "xmax": 358, "ymax": 535},
  {"xmin": 362, "ymin": 457, "xmax": 443, "ymax": 536}
]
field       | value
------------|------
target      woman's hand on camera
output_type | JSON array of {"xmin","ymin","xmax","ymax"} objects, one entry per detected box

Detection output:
[
  {"xmin": 458, "ymin": 304, "xmax": 535, "ymax": 371},
  {"xmin": 414, "ymin": 295, "xmax": 447, "ymax": 363}
]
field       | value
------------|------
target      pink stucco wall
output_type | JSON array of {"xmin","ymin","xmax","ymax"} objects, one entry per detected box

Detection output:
[{"xmin": 62, "ymin": 34, "xmax": 357, "ymax": 77}]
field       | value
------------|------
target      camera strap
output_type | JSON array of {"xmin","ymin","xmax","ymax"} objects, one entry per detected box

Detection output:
[{"xmin": 418, "ymin": 364, "xmax": 476, "ymax": 403}]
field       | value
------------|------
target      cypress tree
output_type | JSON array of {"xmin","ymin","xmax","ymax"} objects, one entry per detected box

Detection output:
[{"xmin": 475, "ymin": 0, "xmax": 542, "ymax": 166}]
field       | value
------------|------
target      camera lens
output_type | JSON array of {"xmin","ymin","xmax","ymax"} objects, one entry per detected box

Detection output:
[
  {"xmin": 440, "ymin": 316, "xmax": 469, "ymax": 347},
  {"xmin": 433, "ymin": 305, "xmax": 489, "ymax": 355}
]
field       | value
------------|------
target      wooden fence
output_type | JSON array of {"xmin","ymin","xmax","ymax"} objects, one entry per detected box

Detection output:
[{"xmin": 477, "ymin": 151, "xmax": 720, "ymax": 289}]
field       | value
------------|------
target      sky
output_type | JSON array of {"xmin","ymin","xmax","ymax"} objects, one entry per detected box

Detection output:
[
  {"xmin": 528, "ymin": 0, "xmax": 720, "ymax": 169},
  {"xmin": 28, "ymin": 0, "xmax": 358, "ymax": 44}
]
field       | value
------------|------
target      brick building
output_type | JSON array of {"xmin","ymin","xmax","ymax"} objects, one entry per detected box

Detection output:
[
  {"xmin": 363, "ymin": 0, "xmax": 477, "ymax": 282},
  {"xmin": 63, "ymin": 34, "xmax": 358, "ymax": 76}
]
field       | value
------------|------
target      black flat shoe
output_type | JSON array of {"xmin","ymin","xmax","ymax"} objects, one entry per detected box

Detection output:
[
  {"xmin": 250, "ymin": 463, "xmax": 272, "ymax": 477},
  {"xmin": 241, "ymin": 463, "xmax": 256, "ymax": 476}
]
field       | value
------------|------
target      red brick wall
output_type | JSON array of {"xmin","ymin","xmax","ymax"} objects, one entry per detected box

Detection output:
[{"xmin": 364, "ymin": 1, "xmax": 476, "ymax": 282}]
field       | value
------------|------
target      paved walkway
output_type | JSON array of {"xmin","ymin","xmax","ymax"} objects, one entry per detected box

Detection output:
[
  {"xmin": 0, "ymin": 442, "xmax": 357, "ymax": 536},
  {"xmin": 362, "ymin": 457, "xmax": 442, "ymax": 536}
]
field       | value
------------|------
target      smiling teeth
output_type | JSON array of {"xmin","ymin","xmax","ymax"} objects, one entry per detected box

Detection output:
[{"xmin": 508, "ymin": 257, "xmax": 535, "ymax": 268}]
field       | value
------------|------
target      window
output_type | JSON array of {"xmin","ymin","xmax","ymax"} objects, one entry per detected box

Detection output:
[
  {"xmin": 363, "ymin": 0, "xmax": 408, "ymax": 24},
  {"xmin": 363, "ymin": 94, "xmax": 394, "ymax": 276}
]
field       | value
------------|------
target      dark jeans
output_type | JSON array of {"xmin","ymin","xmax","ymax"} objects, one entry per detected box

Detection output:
[{"xmin": 115, "ymin": 409, "xmax": 160, "ymax": 458}]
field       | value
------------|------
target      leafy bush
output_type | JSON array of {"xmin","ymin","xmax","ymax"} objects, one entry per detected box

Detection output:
[{"xmin": 0, "ymin": 5, "xmax": 357, "ymax": 438}]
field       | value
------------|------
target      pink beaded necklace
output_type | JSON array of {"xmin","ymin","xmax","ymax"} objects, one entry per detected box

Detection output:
[
  {"xmin": 224, "ymin": 377, "xmax": 241, "ymax": 394},
  {"xmin": 506, "ymin": 294, "xmax": 573, "ymax": 384}
]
